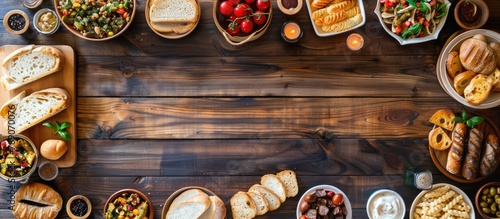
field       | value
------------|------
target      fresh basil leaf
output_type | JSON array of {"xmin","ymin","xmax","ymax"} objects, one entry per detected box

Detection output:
[
  {"xmin": 452, "ymin": 117, "xmax": 463, "ymax": 123},
  {"xmin": 59, "ymin": 122, "xmax": 71, "ymax": 130},
  {"xmin": 418, "ymin": 0, "xmax": 429, "ymax": 14},
  {"xmin": 402, "ymin": 23, "xmax": 422, "ymax": 39},
  {"xmin": 435, "ymin": 3, "xmax": 448, "ymax": 18},
  {"xmin": 42, "ymin": 122, "xmax": 55, "ymax": 130},
  {"xmin": 58, "ymin": 131, "xmax": 70, "ymax": 141},
  {"xmin": 469, "ymin": 116, "xmax": 484, "ymax": 126},
  {"xmin": 407, "ymin": 0, "xmax": 417, "ymax": 8},
  {"xmin": 466, "ymin": 120, "xmax": 474, "ymax": 128},
  {"xmin": 461, "ymin": 109, "xmax": 467, "ymax": 122}
]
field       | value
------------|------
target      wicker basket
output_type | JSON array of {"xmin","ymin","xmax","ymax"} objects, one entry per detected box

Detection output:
[{"xmin": 213, "ymin": 0, "xmax": 273, "ymax": 46}]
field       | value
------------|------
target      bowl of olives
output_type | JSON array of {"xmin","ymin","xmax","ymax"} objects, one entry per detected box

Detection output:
[
  {"xmin": 476, "ymin": 182, "xmax": 500, "ymax": 218},
  {"xmin": 296, "ymin": 184, "xmax": 352, "ymax": 219}
]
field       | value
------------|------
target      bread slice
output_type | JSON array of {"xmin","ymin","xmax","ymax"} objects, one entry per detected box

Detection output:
[
  {"xmin": 150, "ymin": 0, "xmax": 198, "ymax": 23},
  {"xmin": 488, "ymin": 68, "xmax": 500, "ymax": 92},
  {"xmin": 464, "ymin": 74, "xmax": 494, "ymax": 105},
  {"xmin": 446, "ymin": 51, "xmax": 463, "ymax": 78},
  {"xmin": 209, "ymin": 196, "xmax": 227, "ymax": 219},
  {"xmin": 248, "ymin": 184, "xmax": 280, "ymax": 211},
  {"xmin": 151, "ymin": 21, "xmax": 195, "ymax": 34},
  {"xmin": 1, "ymin": 45, "xmax": 64, "ymax": 90},
  {"xmin": 0, "ymin": 88, "xmax": 70, "ymax": 133},
  {"xmin": 428, "ymin": 109, "xmax": 456, "ymax": 131},
  {"xmin": 276, "ymin": 170, "xmax": 299, "ymax": 197},
  {"xmin": 230, "ymin": 191, "xmax": 256, "ymax": 219},
  {"xmin": 453, "ymin": 70, "xmax": 476, "ymax": 95},
  {"xmin": 428, "ymin": 127, "xmax": 453, "ymax": 150},
  {"xmin": 169, "ymin": 188, "xmax": 206, "ymax": 210},
  {"xmin": 166, "ymin": 194, "xmax": 211, "ymax": 219},
  {"xmin": 260, "ymin": 174, "xmax": 287, "ymax": 203},
  {"xmin": 247, "ymin": 192, "xmax": 268, "ymax": 216}
]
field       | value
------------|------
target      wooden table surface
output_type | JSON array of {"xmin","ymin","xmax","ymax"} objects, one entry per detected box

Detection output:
[{"xmin": 1, "ymin": 0, "xmax": 499, "ymax": 218}]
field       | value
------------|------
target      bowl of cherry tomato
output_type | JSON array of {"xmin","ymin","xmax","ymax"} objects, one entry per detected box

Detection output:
[
  {"xmin": 213, "ymin": 0, "xmax": 273, "ymax": 45},
  {"xmin": 296, "ymin": 185, "xmax": 352, "ymax": 219}
]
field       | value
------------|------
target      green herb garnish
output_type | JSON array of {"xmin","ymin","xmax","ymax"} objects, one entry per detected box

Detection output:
[
  {"xmin": 43, "ymin": 121, "xmax": 71, "ymax": 141},
  {"xmin": 452, "ymin": 109, "xmax": 484, "ymax": 129}
]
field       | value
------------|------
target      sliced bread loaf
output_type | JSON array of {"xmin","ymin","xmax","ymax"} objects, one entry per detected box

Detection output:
[
  {"xmin": 150, "ymin": 0, "xmax": 198, "ymax": 23},
  {"xmin": 428, "ymin": 109, "xmax": 456, "ymax": 131},
  {"xmin": 464, "ymin": 74, "xmax": 494, "ymax": 105},
  {"xmin": 151, "ymin": 21, "xmax": 195, "ymax": 34},
  {"xmin": 166, "ymin": 193, "xmax": 211, "ymax": 219},
  {"xmin": 1, "ymin": 88, "xmax": 70, "ymax": 133},
  {"xmin": 453, "ymin": 70, "xmax": 476, "ymax": 95},
  {"xmin": 260, "ymin": 174, "xmax": 287, "ymax": 203},
  {"xmin": 247, "ymin": 192, "xmax": 269, "ymax": 216},
  {"xmin": 489, "ymin": 68, "xmax": 500, "ymax": 92},
  {"xmin": 248, "ymin": 184, "xmax": 280, "ymax": 211},
  {"xmin": 276, "ymin": 170, "xmax": 299, "ymax": 197},
  {"xmin": 230, "ymin": 191, "xmax": 256, "ymax": 219},
  {"xmin": 169, "ymin": 188, "xmax": 206, "ymax": 210},
  {"xmin": 1, "ymin": 45, "xmax": 64, "ymax": 90}
]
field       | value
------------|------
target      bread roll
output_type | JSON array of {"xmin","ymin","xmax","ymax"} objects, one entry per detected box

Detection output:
[
  {"xmin": 480, "ymin": 134, "xmax": 500, "ymax": 177},
  {"xmin": 12, "ymin": 182, "xmax": 62, "ymax": 219},
  {"xmin": 40, "ymin": 139, "xmax": 67, "ymax": 160},
  {"xmin": 461, "ymin": 128, "xmax": 483, "ymax": 180},
  {"xmin": 459, "ymin": 38, "xmax": 497, "ymax": 74},
  {"xmin": 446, "ymin": 123, "xmax": 467, "ymax": 175}
]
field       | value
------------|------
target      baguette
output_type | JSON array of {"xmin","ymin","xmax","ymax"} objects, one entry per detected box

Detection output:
[
  {"xmin": 480, "ymin": 134, "xmax": 500, "ymax": 177},
  {"xmin": 12, "ymin": 182, "xmax": 62, "ymax": 219},
  {"xmin": 461, "ymin": 128, "xmax": 483, "ymax": 180},
  {"xmin": 0, "ymin": 88, "xmax": 70, "ymax": 133},
  {"xmin": 149, "ymin": 0, "xmax": 198, "ymax": 23},
  {"xmin": 1, "ymin": 45, "xmax": 64, "ymax": 90},
  {"xmin": 446, "ymin": 123, "xmax": 467, "ymax": 175}
]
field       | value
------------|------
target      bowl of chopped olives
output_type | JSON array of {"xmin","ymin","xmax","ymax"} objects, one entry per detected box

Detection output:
[
  {"xmin": 104, "ymin": 189, "xmax": 153, "ymax": 219},
  {"xmin": 54, "ymin": 0, "xmax": 136, "ymax": 41},
  {"xmin": 296, "ymin": 184, "xmax": 352, "ymax": 219},
  {"xmin": 476, "ymin": 182, "xmax": 500, "ymax": 219},
  {"xmin": 0, "ymin": 134, "xmax": 38, "ymax": 184},
  {"xmin": 67, "ymin": 195, "xmax": 92, "ymax": 219}
]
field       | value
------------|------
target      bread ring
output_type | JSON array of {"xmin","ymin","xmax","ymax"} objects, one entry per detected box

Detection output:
[{"xmin": 12, "ymin": 182, "xmax": 62, "ymax": 219}]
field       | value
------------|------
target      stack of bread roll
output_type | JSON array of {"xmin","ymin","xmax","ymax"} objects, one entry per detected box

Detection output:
[
  {"xmin": 446, "ymin": 34, "xmax": 500, "ymax": 105},
  {"xmin": 230, "ymin": 170, "xmax": 298, "ymax": 219},
  {"xmin": 428, "ymin": 109, "xmax": 500, "ymax": 180}
]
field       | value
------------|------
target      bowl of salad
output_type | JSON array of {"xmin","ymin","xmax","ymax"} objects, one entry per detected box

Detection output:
[
  {"xmin": 54, "ymin": 0, "xmax": 135, "ymax": 41},
  {"xmin": 0, "ymin": 134, "xmax": 38, "ymax": 184},
  {"xmin": 374, "ymin": 0, "xmax": 451, "ymax": 45},
  {"xmin": 104, "ymin": 189, "xmax": 153, "ymax": 219}
]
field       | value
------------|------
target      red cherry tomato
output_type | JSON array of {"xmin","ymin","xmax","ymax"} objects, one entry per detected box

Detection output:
[
  {"xmin": 228, "ymin": 0, "xmax": 240, "ymax": 5},
  {"xmin": 229, "ymin": 14, "xmax": 243, "ymax": 24},
  {"xmin": 326, "ymin": 191, "xmax": 335, "ymax": 198},
  {"xmin": 227, "ymin": 23, "xmax": 240, "ymax": 36},
  {"xmin": 240, "ymin": 18, "xmax": 254, "ymax": 33},
  {"xmin": 332, "ymin": 193, "xmax": 343, "ymax": 206},
  {"xmin": 299, "ymin": 215, "xmax": 308, "ymax": 219},
  {"xmin": 219, "ymin": 1, "xmax": 234, "ymax": 17},
  {"xmin": 234, "ymin": 3, "xmax": 251, "ymax": 17},
  {"xmin": 256, "ymin": 0, "xmax": 270, "ymax": 11},
  {"xmin": 252, "ymin": 10, "xmax": 267, "ymax": 25},
  {"xmin": 245, "ymin": 0, "xmax": 255, "ymax": 3}
]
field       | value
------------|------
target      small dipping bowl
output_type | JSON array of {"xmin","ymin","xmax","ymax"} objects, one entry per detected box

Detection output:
[
  {"xmin": 278, "ymin": 0, "xmax": 303, "ymax": 15},
  {"xmin": 366, "ymin": 189, "xmax": 405, "ymax": 219},
  {"xmin": 38, "ymin": 160, "xmax": 58, "ymax": 181},
  {"xmin": 33, "ymin": 8, "xmax": 60, "ymax": 35},
  {"xmin": 454, "ymin": 0, "xmax": 489, "ymax": 30},
  {"xmin": 67, "ymin": 195, "xmax": 92, "ymax": 219},
  {"xmin": 22, "ymin": 0, "xmax": 43, "ymax": 9},
  {"xmin": 3, "ymin": 10, "xmax": 30, "ymax": 35}
]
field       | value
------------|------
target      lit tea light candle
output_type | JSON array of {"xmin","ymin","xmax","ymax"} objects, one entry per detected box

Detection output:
[
  {"xmin": 281, "ymin": 21, "xmax": 303, "ymax": 43},
  {"xmin": 346, "ymin": 33, "xmax": 364, "ymax": 51}
]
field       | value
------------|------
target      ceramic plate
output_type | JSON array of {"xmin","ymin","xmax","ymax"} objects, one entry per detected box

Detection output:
[{"xmin": 305, "ymin": 0, "xmax": 366, "ymax": 37}]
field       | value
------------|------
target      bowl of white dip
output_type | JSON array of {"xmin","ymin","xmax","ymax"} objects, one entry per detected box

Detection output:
[{"xmin": 367, "ymin": 189, "xmax": 405, "ymax": 219}]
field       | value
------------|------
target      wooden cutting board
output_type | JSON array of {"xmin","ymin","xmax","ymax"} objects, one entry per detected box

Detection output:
[{"xmin": 0, "ymin": 45, "xmax": 76, "ymax": 168}]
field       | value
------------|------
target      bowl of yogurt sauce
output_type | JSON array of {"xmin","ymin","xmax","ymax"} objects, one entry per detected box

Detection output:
[{"xmin": 366, "ymin": 189, "xmax": 405, "ymax": 219}]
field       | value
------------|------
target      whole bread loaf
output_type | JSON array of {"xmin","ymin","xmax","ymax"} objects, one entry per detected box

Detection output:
[
  {"xmin": 446, "ymin": 123, "xmax": 467, "ymax": 175},
  {"xmin": 459, "ymin": 37, "xmax": 497, "ymax": 75},
  {"xmin": 0, "ymin": 88, "xmax": 70, "ymax": 133},
  {"xmin": 1, "ymin": 45, "xmax": 64, "ymax": 90},
  {"xmin": 12, "ymin": 182, "xmax": 62, "ymax": 219},
  {"xmin": 480, "ymin": 134, "xmax": 500, "ymax": 177},
  {"xmin": 150, "ymin": 0, "xmax": 198, "ymax": 23},
  {"xmin": 461, "ymin": 128, "xmax": 483, "ymax": 180}
]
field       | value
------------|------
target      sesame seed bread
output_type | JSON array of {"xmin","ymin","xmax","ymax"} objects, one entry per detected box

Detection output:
[
  {"xmin": 230, "ymin": 191, "xmax": 256, "ymax": 219},
  {"xmin": 150, "ymin": 0, "xmax": 198, "ymax": 23},
  {"xmin": 276, "ymin": 170, "xmax": 299, "ymax": 197},
  {"xmin": 248, "ymin": 184, "xmax": 281, "ymax": 211},
  {"xmin": 1, "ymin": 45, "xmax": 64, "ymax": 90},
  {"xmin": 0, "ymin": 88, "xmax": 70, "ymax": 133},
  {"xmin": 260, "ymin": 174, "xmax": 287, "ymax": 203}
]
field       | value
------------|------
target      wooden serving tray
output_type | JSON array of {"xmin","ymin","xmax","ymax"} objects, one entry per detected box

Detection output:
[
  {"xmin": 0, "ymin": 45, "xmax": 76, "ymax": 168},
  {"xmin": 429, "ymin": 112, "xmax": 500, "ymax": 183}
]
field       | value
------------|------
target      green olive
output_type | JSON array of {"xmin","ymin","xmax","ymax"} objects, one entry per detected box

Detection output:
[
  {"xmin": 496, "ymin": 211, "xmax": 500, "ymax": 217},
  {"xmin": 491, "ymin": 187, "xmax": 498, "ymax": 196},
  {"xmin": 481, "ymin": 201, "xmax": 489, "ymax": 208},
  {"xmin": 484, "ymin": 188, "xmax": 490, "ymax": 195},
  {"xmin": 488, "ymin": 197, "xmax": 494, "ymax": 204},
  {"xmin": 484, "ymin": 207, "xmax": 492, "ymax": 214},
  {"xmin": 492, "ymin": 203, "xmax": 497, "ymax": 211},
  {"xmin": 483, "ymin": 195, "xmax": 488, "ymax": 202}
]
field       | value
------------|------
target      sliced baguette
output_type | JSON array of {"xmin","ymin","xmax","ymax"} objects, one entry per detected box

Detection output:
[
  {"xmin": 247, "ymin": 192, "xmax": 269, "ymax": 216},
  {"xmin": 446, "ymin": 51, "xmax": 463, "ymax": 78},
  {"xmin": 488, "ymin": 68, "xmax": 500, "ymax": 92},
  {"xmin": 428, "ymin": 109, "xmax": 456, "ymax": 131},
  {"xmin": 428, "ymin": 127, "xmax": 453, "ymax": 150},
  {"xmin": 453, "ymin": 70, "xmax": 476, "ymax": 95},
  {"xmin": 276, "ymin": 170, "xmax": 299, "ymax": 198},
  {"xmin": 166, "ymin": 193, "xmax": 211, "ymax": 219},
  {"xmin": 464, "ymin": 74, "xmax": 494, "ymax": 105},
  {"xmin": 230, "ymin": 191, "xmax": 256, "ymax": 219},
  {"xmin": 260, "ymin": 174, "xmax": 287, "ymax": 203},
  {"xmin": 150, "ymin": 0, "xmax": 198, "ymax": 23},
  {"xmin": 1, "ymin": 88, "xmax": 70, "ymax": 133},
  {"xmin": 1, "ymin": 45, "xmax": 64, "ymax": 90},
  {"xmin": 248, "ymin": 184, "xmax": 280, "ymax": 211}
]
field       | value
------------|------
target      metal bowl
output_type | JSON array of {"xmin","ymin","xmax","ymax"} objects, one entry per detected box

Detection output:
[{"xmin": 0, "ymin": 134, "xmax": 38, "ymax": 184}]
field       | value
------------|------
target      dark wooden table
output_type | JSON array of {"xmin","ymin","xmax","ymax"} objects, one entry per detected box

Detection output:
[{"xmin": 1, "ymin": 0, "xmax": 499, "ymax": 218}]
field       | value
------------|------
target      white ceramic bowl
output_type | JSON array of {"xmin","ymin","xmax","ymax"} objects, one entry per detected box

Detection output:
[
  {"xmin": 410, "ymin": 183, "xmax": 475, "ymax": 219},
  {"xmin": 296, "ymin": 184, "xmax": 352, "ymax": 219},
  {"xmin": 374, "ymin": 0, "xmax": 451, "ymax": 45},
  {"xmin": 305, "ymin": 0, "xmax": 365, "ymax": 37},
  {"xmin": 366, "ymin": 189, "xmax": 405, "ymax": 219},
  {"xmin": 437, "ymin": 29, "xmax": 500, "ymax": 109}
]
